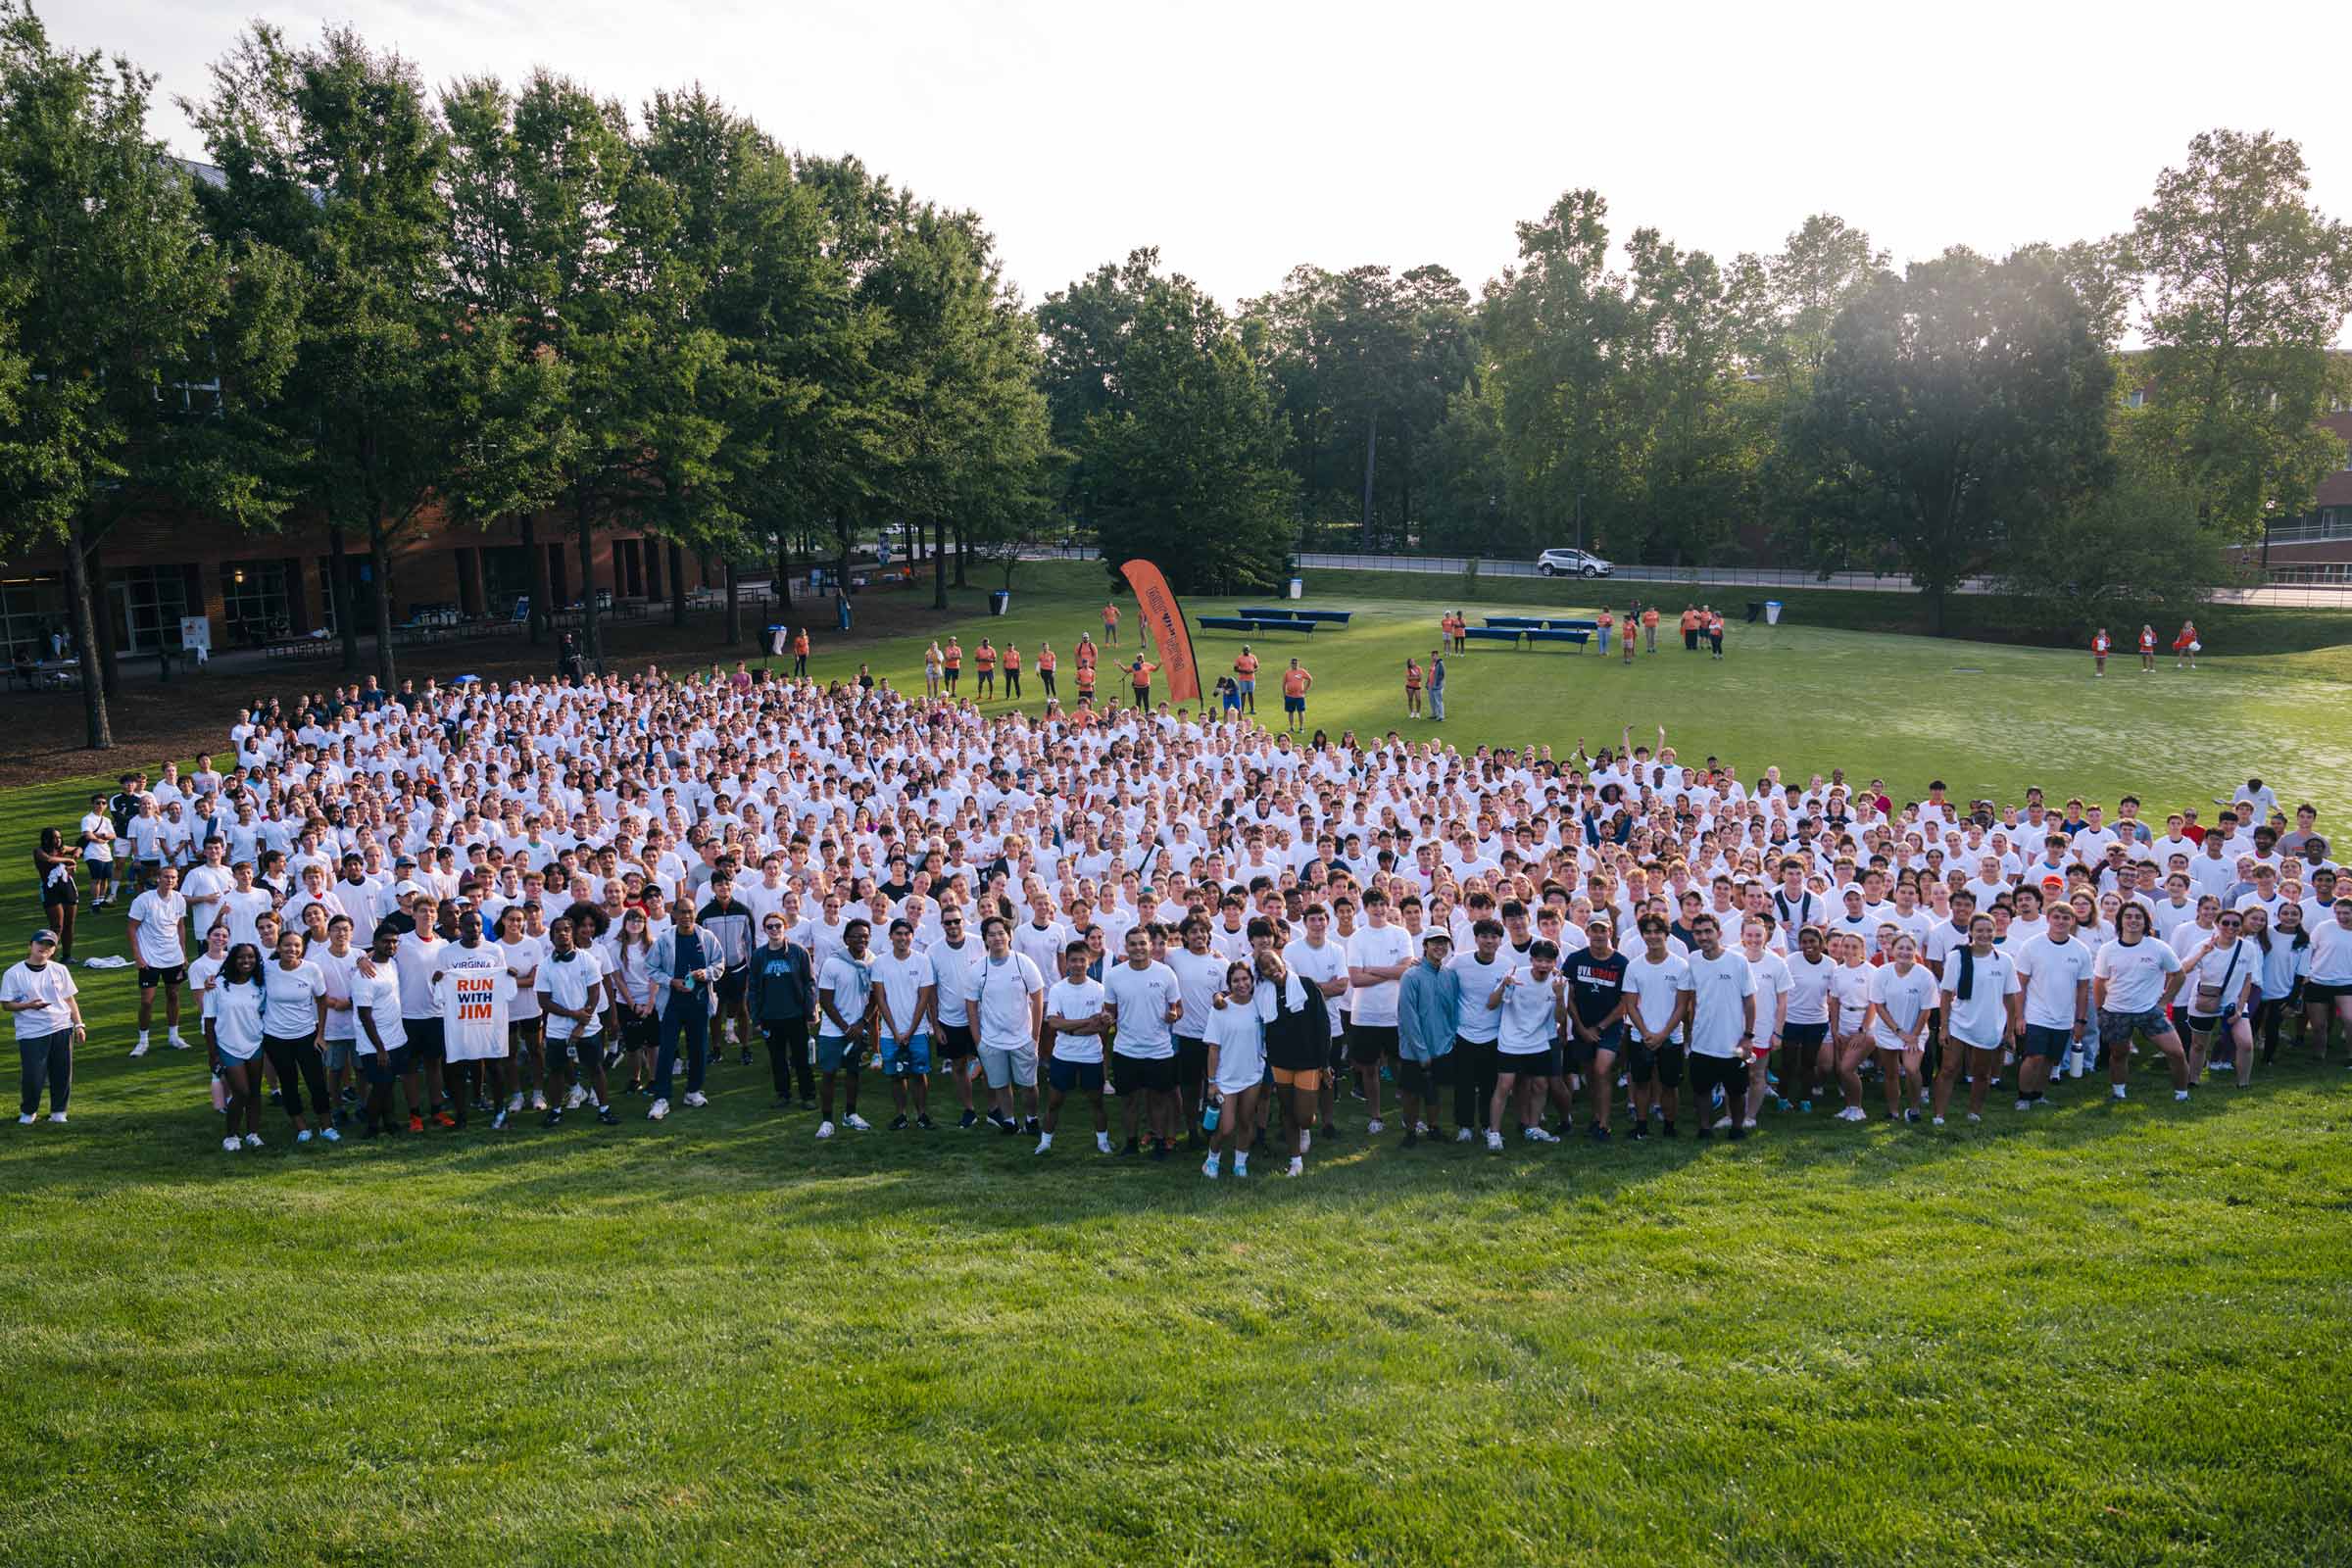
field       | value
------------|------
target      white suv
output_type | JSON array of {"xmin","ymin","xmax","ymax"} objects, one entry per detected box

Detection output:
[{"xmin": 1536, "ymin": 548, "xmax": 1612, "ymax": 578}]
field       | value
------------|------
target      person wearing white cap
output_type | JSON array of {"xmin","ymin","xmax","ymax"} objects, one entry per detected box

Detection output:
[{"xmin": 4, "ymin": 930, "xmax": 84, "ymax": 1123}]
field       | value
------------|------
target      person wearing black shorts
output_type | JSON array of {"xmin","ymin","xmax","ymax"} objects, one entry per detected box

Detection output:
[{"xmin": 1565, "ymin": 917, "xmax": 1630, "ymax": 1141}]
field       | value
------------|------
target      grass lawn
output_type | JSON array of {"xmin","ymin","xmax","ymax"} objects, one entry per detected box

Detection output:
[{"xmin": 6, "ymin": 570, "xmax": 2352, "ymax": 1566}]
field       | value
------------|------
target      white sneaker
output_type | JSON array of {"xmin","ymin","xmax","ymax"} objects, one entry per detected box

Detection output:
[
  {"xmin": 1414, "ymin": 1121, "xmax": 1430, "ymax": 1136},
  {"xmin": 507, "ymin": 1092, "xmax": 525, "ymax": 1113},
  {"xmin": 1523, "ymin": 1125, "xmax": 1558, "ymax": 1143},
  {"xmin": 1234, "ymin": 1155, "xmax": 1249, "ymax": 1177},
  {"xmin": 242, "ymin": 1132, "xmax": 263, "ymax": 1149},
  {"xmin": 1838, "ymin": 1106, "xmax": 1868, "ymax": 1122},
  {"xmin": 1034, "ymin": 1137, "xmax": 1053, "ymax": 1155},
  {"xmin": 169, "ymin": 1034, "xmax": 190, "ymax": 1051},
  {"xmin": 129, "ymin": 1040, "xmax": 149, "ymax": 1058},
  {"xmin": 296, "ymin": 1128, "xmax": 314, "ymax": 1145},
  {"xmin": 1485, "ymin": 1130, "xmax": 1504, "ymax": 1151},
  {"xmin": 1966, "ymin": 1111, "xmax": 1982, "ymax": 1123},
  {"xmin": 1712, "ymin": 1115, "xmax": 1734, "ymax": 1131},
  {"xmin": 1201, "ymin": 1155, "xmax": 1220, "ymax": 1178},
  {"xmin": 45, "ymin": 1111, "xmax": 63, "ymax": 1124},
  {"xmin": 1455, "ymin": 1127, "xmax": 1475, "ymax": 1144},
  {"xmin": 845, "ymin": 1112, "xmax": 872, "ymax": 1131},
  {"xmin": 16, "ymin": 1113, "xmax": 31, "ymax": 1126},
  {"xmin": 815, "ymin": 1119, "xmax": 834, "ymax": 1139},
  {"xmin": 1931, "ymin": 1115, "xmax": 1945, "ymax": 1127},
  {"xmin": 1287, "ymin": 1155, "xmax": 1304, "ymax": 1177},
  {"xmin": 648, "ymin": 1098, "xmax": 670, "ymax": 1121},
  {"xmin": 1740, "ymin": 1118, "xmax": 1760, "ymax": 1130},
  {"xmin": 683, "ymin": 1091, "xmax": 709, "ymax": 1108},
  {"xmin": 222, "ymin": 1135, "xmax": 241, "ymax": 1152},
  {"xmin": 2014, "ymin": 1098, "xmax": 2034, "ymax": 1112},
  {"xmin": 2111, "ymin": 1084, "xmax": 2128, "ymax": 1101},
  {"xmin": 1095, "ymin": 1132, "xmax": 1112, "ymax": 1153},
  {"xmin": 319, "ymin": 1125, "xmax": 340, "ymax": 1143},
  {"xmin": 531, "ymin": 1091, "xmax": 549, "ymax": 1111},
  {"xmin": 564, "ymin": 1085, "xmax": 587, "ymax": 1110},
  {"xmin": 1365, "ymin": 1117, "xmax": 1385, "ymax": 1135},
  {"xmin": 2175, "ymin": 1089, "xmax": 2191, "ymax": 1102}
]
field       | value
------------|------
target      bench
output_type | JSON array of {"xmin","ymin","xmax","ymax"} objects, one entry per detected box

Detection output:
[
  {"xmin": 1550, "ymin": 618, "xmax": 1599, "ymax": 633},
  {"xmin": 1525, "ymin": 628, "xmax": 1592, "ymax": 651},
  {"xmin": 1290, "ymin": 609, "xmax": 1351, "ymax": 625},
  {"xmin": 1462, "ymin": 626, "xmax": 1523, "ymax": 646},
  {"xmin": 1236, "ymin": 606, "xmax": 1300, "ymax": 620},
  {"xmin": 1198, "ymin": 616, "xmax": 1314, "ymax": 636},
  {"xmin": 1484, "ymin": 615, "xmax": 1543, "ymax": 629}
]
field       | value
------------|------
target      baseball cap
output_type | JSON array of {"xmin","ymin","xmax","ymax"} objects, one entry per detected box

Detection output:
[{"xmin": 30, "ymin": 928, "xmax": 59, "ymax": 947}]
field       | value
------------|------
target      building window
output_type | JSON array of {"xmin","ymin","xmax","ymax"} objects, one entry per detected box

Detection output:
[
  {"xmin": 220, "ymin": 561, "xmax": 292, "ymax": 647},
  {"xmin": 2126, "ymin": 387, "xmax": 2146, "ymax": 410},
  {"xmin": 109, "ymin": 564, "xmax": 188, "ymax": 654},
  {"xmin": 0, "ymin": 573, "xmax": 69, "ymax": 662},
  {"xmin": 480, "ymin": 545, "xmax": 533, "ymax": 614}
]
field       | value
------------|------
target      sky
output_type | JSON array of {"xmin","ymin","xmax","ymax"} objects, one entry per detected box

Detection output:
[{"xmin": 52, "ymin": 0, "xmax": 2352, "ymax": 329}]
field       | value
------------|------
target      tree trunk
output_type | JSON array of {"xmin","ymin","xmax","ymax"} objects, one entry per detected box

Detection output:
[
  {"xmin": 368, "ymin": 515, "xmax": 399, "ymax": 692},
  {"xmin": 952, "ymin": 521, "xmax": 969, "ymax": 589},
  {"xmin": 1929, "ymin": 579, "xmax": 1947, "ymax": 636},
  {"xmin": 576, "ymin": 499, "xmax": 602, "ymax": 669},
  {"xmin": 932, "ymin": 516, "xmax": 949, "ymax": 610},
  {"xmin": 64, "ymin": 516, "xmax": 112, "ymax": 751},
  {"xmin": 724, "ymin": 563, "xmax": 740, "ymax": 646},
  {"xmin": 326, "ymin": 524, "xmax": 360, "ymax": 673},
  {"xmin": 94, "ymin": 553, "xmax": 120, "ymax": 700},
  {"xmin": 521, "ymin": 513, "xmax": 550, "ymax": 645},
  {"xmin": 775, "ymin": 531, "xmax": 794, "ymax": 610},
  {"xmin": 1361, "ymin": 407, "xmax": 1379, "ymax": 543},
  {"xmin": 668, "ymin": 540, "xmax": 687, "ymax": 628}
]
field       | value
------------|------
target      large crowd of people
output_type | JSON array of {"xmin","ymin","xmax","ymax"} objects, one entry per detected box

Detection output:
[{"xmin": 13, "ymin": 640, "xmax": 2346, "ymax": 1180}]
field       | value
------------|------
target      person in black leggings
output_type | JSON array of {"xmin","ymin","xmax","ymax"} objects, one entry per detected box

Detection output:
[
  {"xmin": 748, "ymin": 913, "xmax": 814, "ymax": 1105},
  {"xmin": 35, "ymin": 827, "xmax": 78, "ymax": 961},
  {"xmin": 262, "ymin": 929, "xmax": 337, "ymax": 1143}
]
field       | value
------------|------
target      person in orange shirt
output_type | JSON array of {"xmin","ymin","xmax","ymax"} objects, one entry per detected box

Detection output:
[
  {"xmin": 942, "ymin": 637, "xmax": 962, "ymax": 695},
  {"xmin": 1705, "ymin": 608, "xmax": 1724, "ymax": 660},
  {"xmin": 1002, "ymin": 642, "xmax": 1023, "ymax": 700},
  {"xmin": 1126, "ymin": 656, "xmax": 1157, "ymax": 709},
  {"xmin": 1280, "ymin": 659, "xmax": 1313, "ymax": 734},
  {"xmin": 1036, "ymin": 641, "xmax": 1057, "ymax": 699},
  {"xmin": 1075, "ymin": 662, "xmax": 1097, "ymax": 704},
  {"xmin": 1680, "ymin": 607, "xmax": 1699, "ymax": 652},
  {"xmin": 1595, "ymin": 608, "xmax": 1614, "ymax": 657},
  {"xmin": 1232, "ymin": 646, "xmax": 1259, "ymax": 714},
  {"xmin": 974, "ymin": 638, "xmax": 997, "ymax": 698},
  {"xmin": 2137, "ymin": 623, "xmax": 2158, "ymax": 673},
  {"xmin": 1642, "ymin": 605, "xmax": 1660, "ymax": 654},
  {"xmin": 1403, "ymin": 656, "xmax": 1424, "ymax": 718},
  {"xmin": 1102, "ymin": 601, "xmax": 1121, "ymax": 646},
  {"xmin": 789, "ymin": 627, "xmax": 810, "ymax": 678},
  {"xmin": 2091, "ymin": 626, "xmax": 2111, "ymax": 678},
  {"xmin": 1075, "ymin": 633, "xmax": 1098, "ymax": 671}
]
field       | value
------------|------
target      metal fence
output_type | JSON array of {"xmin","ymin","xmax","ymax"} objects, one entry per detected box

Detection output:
[{"xmin": 1293, "ymin": 551, "xmax": 1960, "ymax": 594}]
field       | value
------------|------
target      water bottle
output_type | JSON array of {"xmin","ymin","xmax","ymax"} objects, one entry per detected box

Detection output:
[{"xmin": 1201, "ymin": 1090, "xmax": 1221, "ymax": 1134}]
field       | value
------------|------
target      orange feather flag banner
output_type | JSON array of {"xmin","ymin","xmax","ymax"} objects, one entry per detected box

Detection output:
[{"xmin": 1117, "ymin": 558, "xmax": 1201, "ymax": 703}]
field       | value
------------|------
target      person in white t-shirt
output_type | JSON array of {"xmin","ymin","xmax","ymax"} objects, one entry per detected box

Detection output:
[
  {"xmin": 1684, "ymin": 915, "xmax": 1758, "ymax": 1139},
  {"xmin": 1484, "ymin": 937, "xmax": 1566, "ymax": 1150},
  {"xmin": 1103, "ymin": 926, "xmax": 1184, "ymax": 1157},
  {"xmin": 1283, "ymin": 904, "xmax": 1350, "ymax": 1138},
  {"xmin": 1343, "ymin": 891, "xmax": 1413, "ymax": 1133},
  {"xmin": 537, "ymin": 914, "xmax": 617, "ymax": 1127},
  {"xmin": 2302, "ymin": 898, "xmax": 2352, "ymax": 1059},
  {"xmin": 813, "ymin": 917, "xmax": 877, "ymax": 1139},
  {"xmin": 1863, "ymin": 933, "xmax": 1936, "ymax": 1123},
  {"xmin": 348, "ymin": 925, "xmax": 410, "ymax": 1138},
  {"xmin": 1202, "ymin": 958, "xmax": 1264, "ymax": 1177},
  {"xmin": 872, "ymin": 918, "xmax": 938, "ymax": 1130},
  {"xmin": 2012, "ymin": 905, "xmax": 2097, "ymax": 1109},
  {"xmin": 968, "ymin": 915, "xmax": 1046, "ymax": 1135},
  {"xmin": 1933, "ymin": 913, "xmax": 2020, "ymax": 1124},
  {"xmin": 261, "ymin": 928, "xmax": 334, "ymax": 1144},
  {"xmin": 1620, "ymin": 914, "xmax": 1693, "ymax": 1139},
  {"xmin": 2178, "ymin": 909, "xmax": 2260, "ymax": 1088},
  {"xmin": 2092, "ymin": 902, "xmax": 2189, "ymax": 1102},
  {"xmin": 205, "ymin": 943, "xmax": 270, "ymax": 1151},
  {"xmin": 4, "ymin": 930, "xmax": 84, "ymax": 1123},
  {"xmin": 1038, "ymin": 941, "xmax": 1111, "ymax": 1156},
  {"xmin": 127, "ymin": 864, "xmax": 192, "ymax": 1055}
]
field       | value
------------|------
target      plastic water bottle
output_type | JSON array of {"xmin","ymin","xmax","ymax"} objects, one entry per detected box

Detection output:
[{"xmin": 1201, "ymin": 1091, "xmax": 1221, "ymax": 1134}]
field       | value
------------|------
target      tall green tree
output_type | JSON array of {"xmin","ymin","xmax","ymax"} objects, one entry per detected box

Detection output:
[
  {"xmin": 2131, "ymin": 129, "xmax": 2352, "ymax": 539},
  {"xmin": 1796, "ymin": 247, "xmax": 2116, "ymax": 631},
  {"xmin": 1071, "ymin": 257, "xmax": 1294, "ymax": 592},
  {"xmin": 187, "ymin": 25, "xmax": 555, "ymax": 689},
  {"xmin": 0, "ymin": 3, "xmax": 299, "ymax": 748},
  {"xmin": 445, "ymin": 71, "xmax": 721, "ymax": 669}
]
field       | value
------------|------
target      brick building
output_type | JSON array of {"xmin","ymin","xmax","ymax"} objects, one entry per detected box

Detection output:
[
  {"xmin": 1, "ymin": 509, "xmax": 719, "ymax": 660},
  {"xmin": 2232, "ymin": 407, "xmax": 2352, "ymax": 578}
]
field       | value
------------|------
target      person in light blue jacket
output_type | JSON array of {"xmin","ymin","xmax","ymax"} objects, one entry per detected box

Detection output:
[
  {"xmin": 647, "ymin": 901, "xmax": 721, "ymax": 1121},
  {"xmin": 1396, "ymin": 931, "xmax": 1459, "ymax": 1148}
]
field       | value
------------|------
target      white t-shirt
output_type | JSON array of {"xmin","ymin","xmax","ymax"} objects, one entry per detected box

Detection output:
[
  {"xmin": 1165, "ymin": 947, "xmax": 1228, "ymax": 1040},
  {"xmin": 540, "ymin": 947, "xmax": 609, "ymax": 1038},
  {"xmin": 129, "ymin": 889, "xmax": 189, "ymax": 967},
  {"xmin": 816, "ymin": 953, "xmax": 875, "ymax": 1038},
  {"xmin": 1495, "ymin": 970, "xmax": 1564, "ymax": 1056},
  {"xmin": 1867, "ymin": 961, "xmax": 1937, "ymax": 1050},
  {"xmin": 1104, "ymin": 959, "xmax": 1181, "ymax": 1058},
  {"xmin": 2015, "ymin": 933, "xmax": 2096, "ymax": 1030},
  {"xmin": 1687, "ymin": 949, "xmax": 1757, "ymax": 1058},
  {"xmin": 2093, "ymin": 936, "xmax": 2182, "ymax": 1015},
  {"xmin": 1784, "ymin": 952, "xmax": 1834, "ymax": 1026},
  {"xmin": 1344, "ymin": 923, "xmax": 1412, "ymax": 1026},
  {"xmin": 1622, "ymin": 951, "xmax": 1692, "ymax": 1043},
  {"xmin": 871, "ymin": 950, "xmax": 936, "ymax": 1040},
  {"xmin": 2307, "ymin": 918, "xmax": 2352, "ymax": 985},
  {"xmin": 500, "ymin": 935, "xmax": 546, "ymax": 1021},
  {"xmin": 211, "ymin": 978, "xmax": 267, "ymax": 1060},
  {"xmin": 1045, "ymin": 975, "xmax": 1107, "ymax": 1063},
  {"xmin": 969, "ymin": 953, "xmax": 1045, "ymax": 1052},
  {"xmin": 1284, "ymin": 937, "xmax": 1348, "ymax": 1039},
  {"xmin": 1, "ymin": 959, "xmax": 77, "ymax": 1041},
  {"xmin": 1939, "ymin": 947, "xmax": 2020, "ymax": 1050},
  {"xmin": 1447, "ymin": 950, "xmax": 1516, "ymax": 1043},
  {"xmin": 349, "ymin": 963, "xmax": 406, "ymax": 1054},
  {"xmin": 2181, "ymin": 936, "xmax": 2259, "ymax": 1016},
  {"xmin": 928, "ymin": 937, "xmax": 983, "ymax": 1027},
  {"xmin": 1207, "ymin": 999, "xmax": 1264, "ymax": 1092},
  {"xmin": 261, "ymin": 959, "xmax": 326, "ymax": 1039},
  {"xmin": 1829, "ymin": 962, "xmax": 1875, "ymax": 1035},
  {"xmin": 314, "ymin": 946, "xmax": 362, "ymax": 1041}
]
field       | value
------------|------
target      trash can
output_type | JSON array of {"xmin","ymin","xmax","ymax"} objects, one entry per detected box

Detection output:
[
  {"xmin": 1765, "ymin": 600, "xmax": 1783, "ymax": 625},
  {"xmin": 1288, "ymin": 576, "xmax": 1302, "ymax": 600},
  {"xmin": 989, "ymin": 590, "xmax": 1009, "ymax": 617}
]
